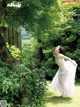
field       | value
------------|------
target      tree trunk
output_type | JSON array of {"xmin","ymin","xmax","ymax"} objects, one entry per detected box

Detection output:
[
  {"xmin": 37, "ymin": 29, "xmax": 45, "ymax": 62},
  {"xmin": 38, "ymin": 40, "xmax": 45, "ymax": 63},
  {"xmin": 0, "ymin": 0, "xmax": 16, "ymax": 66},
  {"xmin": 0, "ymin": 34, "xmax": 16, "ymax": 66}
]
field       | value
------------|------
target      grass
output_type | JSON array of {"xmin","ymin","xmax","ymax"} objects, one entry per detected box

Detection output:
[{"xmin": 45, "ymin": 81, "xmax": 80, "ymax": 107}]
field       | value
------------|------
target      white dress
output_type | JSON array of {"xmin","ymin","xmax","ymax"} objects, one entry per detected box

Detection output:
[{"xmin": 51, "ymin": 56, "xmax": 77, "ymax": 98}]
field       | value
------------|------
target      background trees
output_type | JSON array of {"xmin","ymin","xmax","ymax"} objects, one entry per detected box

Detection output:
[
  {"xmin": 0, "ymin": 0, "xmax": 59, "ymax": 106},
  {"xmin": 0, "ymin": 0, "xmax": 80, "ymax": 106}
]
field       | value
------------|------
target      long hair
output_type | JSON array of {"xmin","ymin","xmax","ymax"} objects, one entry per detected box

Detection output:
[{"xmin": 59, "ymin": 46, "xmax": 65, "ymax": 55}]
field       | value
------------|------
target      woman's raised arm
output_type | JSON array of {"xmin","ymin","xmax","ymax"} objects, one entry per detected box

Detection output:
[{"xmin": 59, "ymin": 54, "xmax": 78, "ymax": 67}]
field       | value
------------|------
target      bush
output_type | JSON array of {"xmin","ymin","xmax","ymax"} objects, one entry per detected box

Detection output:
[
  {"xmin": 0, "ymin": 38, "xmax": 46, "ymax": 107},
  {"xmin": 0, "ymin": 60, "xmax": 46, "ymax": 107},
  {"xmin": 0, "ymin": 60, "xmax": 20, "ymax": 105},
  {"xmin": 7, "ymin": 43, "xmax": 21, "ymax": 61},
  {"xmin": 21, "ymin": 38, "xmax": 46, "ymax": 107}
]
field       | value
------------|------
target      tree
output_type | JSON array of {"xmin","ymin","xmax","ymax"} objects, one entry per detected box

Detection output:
[
  {"xmin": 0, "ymin": 1, "xmax": 59, "ymax": 106},
  {"xmin": 56, "ymin": 1, "xmax": 80, "ymax": 78},
  {"xmin": 0, "ymin": 0, "xmax": 16, "ymax": 66},
  {"xmin": 42, "ymin": 1, "xmax": 80, "ymax": 79},
  {"xmin": 0, "ymin": 0, "xmax": 58, "ymax": 66}
]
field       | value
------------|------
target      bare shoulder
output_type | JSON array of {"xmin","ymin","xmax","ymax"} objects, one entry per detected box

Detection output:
[
  {"xmin": 59, "ymin": 53, "xmax": 64, "ymax": 57},
  {"xmin": 59, "ymin": 53, "xmax": 68, "ymax": 59}
]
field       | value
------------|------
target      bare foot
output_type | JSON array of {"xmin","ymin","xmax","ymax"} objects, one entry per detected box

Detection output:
[{"xmin": 60, "ymin": 95, "xmax": 63, "ymax": 98}]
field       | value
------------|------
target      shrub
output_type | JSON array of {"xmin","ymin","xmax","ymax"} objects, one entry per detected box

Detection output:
[
  {"xmin": 6, "ymin": 43, "xmax": 21, "ymax": 61},
  {"xmin": 0, "ymin": 38, "xmax": 46, "ymax": 107},
  {"xmin": 21, "ymin": 38, "xmax": 46, "ymax": 107},
  {"xmin": 0, "ymin": 60, "xmax": 20, "ymax": 105}
]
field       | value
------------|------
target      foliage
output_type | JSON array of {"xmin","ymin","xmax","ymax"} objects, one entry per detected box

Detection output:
[
  {"xmin": 0, "ymin": 60, "xmax": 20, "ymax": 105},
  {"xmin": 20, "ymin": 67, "xmax": 46, "ymax": 107},
  {"xmin": 54, "ymin": 1, "xmax": 80, "ymax": 78},
  {"xmin": 1, "ymin": 0, "xmax": 58, "ymax": 106},
  {"xmin": 5, "ymin": 0, "xmax": 59, "ymax": 80},
  {"xmin": 0, "ymin": 38, "xmax": 46, "ymax": 107},
  {"xmin": 6, "ymin": 0, "xmax": 80, "ymax": 80},
  {"xmin": 22, "ymin": 38, "xmax": 38, "ymax": 66},
  {"xmin": 6, "ymin": 0, "xmax": 58, "ymax": 33},
  {"xmin": 1, "ymin": 0, "xmax": 80, "ymax": 106},
  {"xmin": 37, "ymin": 1, "xmax": 80, "ymax": 79},
  {"xmin": 5, "ymin": 0, "xmax": 80, "ymax": 79},
  {"xmin": 22, "ymin": 38, "xmax": 46, "ymax": 106},
  {"xmin": 6, "ymin": 43, "xmax": 21, "ymax": 60},
  {"xmin": 0, "ymin": 62, "xmax": 46, "ymax": 107}
]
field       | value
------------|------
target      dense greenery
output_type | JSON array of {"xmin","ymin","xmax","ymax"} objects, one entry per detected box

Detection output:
[
  {"xmin": 22, "ymin": 38, "xmax": 46, "ymax": 106},
  {"xmin": 33, "ymin": 1, "xmax": 80, "ymax": 79},
  {"xmin": 0, "ymin": 0, "xmax": 80, "ymax": 106},
  {"xmin": 0, "ymin": 41, "xmax": 46, "ymax": 107},
  {"xmin": 51, "ymin": 2, "xmax": 80, "ymax": 78}
]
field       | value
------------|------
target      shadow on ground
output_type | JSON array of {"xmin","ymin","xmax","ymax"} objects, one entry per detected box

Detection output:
[
  {"xmin": 45, "ymin": 83, "xmax": 72, "ymax": 105},
  {"xmin": 45, "ymin": 81, "xmax": 80, "ymax": 107},
  {"xmin": 46, "ymin": 95, "xmax": 72, "ymax": 104}
]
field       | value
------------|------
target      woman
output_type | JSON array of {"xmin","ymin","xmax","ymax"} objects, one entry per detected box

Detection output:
[{"xmin": 51, "ymin": 45, "xmax": 78, "ymax": 98}]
